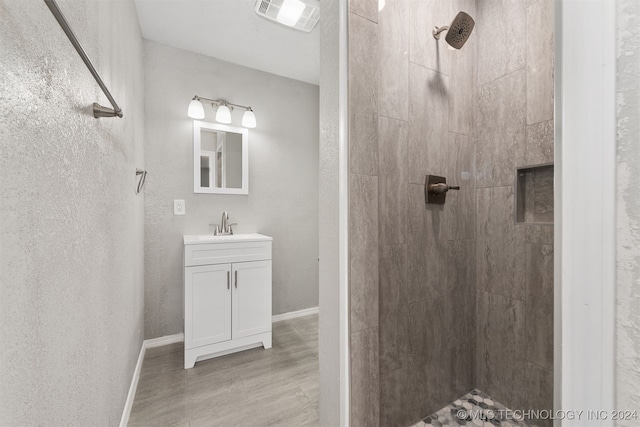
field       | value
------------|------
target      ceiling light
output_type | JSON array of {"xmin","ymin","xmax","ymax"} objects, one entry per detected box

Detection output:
[
  {"xmin": 187, "ymin": 97, "xmax": 205, "ymax": 119},
  {"xmin": 254, "ymin": 0, "xmax": 320, "ymax": 32},
  {"xmin": 242, "ymin": 108, "xmax": 257, "ymax": 128},
  {"xmin": 215, "ymin": 104, "xmax": 232, "ymax": 124},
  {"xmin": 276, "ymin": 0, "xmax": 306, "ymax": 27}
]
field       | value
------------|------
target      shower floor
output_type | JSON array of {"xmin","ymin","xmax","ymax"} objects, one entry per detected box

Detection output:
[{"xmin": 413, "ymin": 389, "xmax": 537, "ymax": 427}]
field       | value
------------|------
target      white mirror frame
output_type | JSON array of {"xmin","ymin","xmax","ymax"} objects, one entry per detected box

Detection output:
[{"xmin": 193, "ymin": 120, "xmax": 249, "ymax": 195}]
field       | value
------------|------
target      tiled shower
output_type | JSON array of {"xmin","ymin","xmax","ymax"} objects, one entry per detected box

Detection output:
[{"xmin": 348, "ymin": 0, "xmax": 555, "ymax": 426}]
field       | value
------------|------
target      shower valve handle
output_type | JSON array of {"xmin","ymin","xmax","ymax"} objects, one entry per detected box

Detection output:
[{"xmin": 429, "ymin": 183, "xmax": 460, "ymax": 195}]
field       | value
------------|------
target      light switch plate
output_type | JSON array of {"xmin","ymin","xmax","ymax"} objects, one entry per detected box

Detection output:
[{"xmin": 174, "ymin": 199, "xmax": 186, "ymax": 215}]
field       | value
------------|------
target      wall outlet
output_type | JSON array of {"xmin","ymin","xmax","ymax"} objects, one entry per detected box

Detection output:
[{"xmin": 174, "ymin": 200, "xmax": 186, "ymax": 215}]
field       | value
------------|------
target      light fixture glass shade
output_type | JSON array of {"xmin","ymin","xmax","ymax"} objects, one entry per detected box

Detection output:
[
  {"xmin": 215, "ymin": 105, "xmax": 232, "ymax": 124},
  {"xmin": 277, "ymin": 0, "xmax": 305, "ymax": 27},
  {"xmin": 187, "ymin": 98, "xmax": 205, "ymax": 119},
  {"xmin": 242, "ymin": 109, "xmax": 257, "ymax": 128}
]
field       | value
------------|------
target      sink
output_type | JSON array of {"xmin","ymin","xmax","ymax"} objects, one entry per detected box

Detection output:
[{"xmin": 183, "ymin": 233, "xmax": 272, "ymax": 245}]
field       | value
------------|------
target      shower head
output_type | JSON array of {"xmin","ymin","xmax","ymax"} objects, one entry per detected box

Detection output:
[{"xmin": 432, "ymin": 11, "xmax": 475, "ymax": 49}]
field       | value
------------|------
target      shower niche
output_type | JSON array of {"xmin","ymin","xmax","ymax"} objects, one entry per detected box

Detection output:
[{"xmin": 516, "ymin": 163, "xmax": 554, "ymax": 224}]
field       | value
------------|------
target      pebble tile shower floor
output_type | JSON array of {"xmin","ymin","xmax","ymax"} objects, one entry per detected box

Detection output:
[{"xmin": 413, "ymin": 390, "xmax": 537, "ymax": 427}]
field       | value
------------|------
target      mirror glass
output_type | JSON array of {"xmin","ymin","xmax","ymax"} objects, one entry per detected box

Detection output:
[{"xmin": 193, "ymin": 121, "xmax": 248, "ymax": 194}]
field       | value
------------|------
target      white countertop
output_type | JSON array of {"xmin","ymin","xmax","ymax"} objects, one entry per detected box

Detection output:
[{"xmin": 183, "ymin": 233, "xmax": 273, "ymax": 245}]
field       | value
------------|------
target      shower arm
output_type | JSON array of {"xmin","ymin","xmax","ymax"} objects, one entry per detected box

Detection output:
[
  {"xmin": 432, "ymin": 26, "xmax": 450, "ymax": 40},
  {"xmin": 44, "ymin": 0, "xmax": 123, "ymax": 118}
]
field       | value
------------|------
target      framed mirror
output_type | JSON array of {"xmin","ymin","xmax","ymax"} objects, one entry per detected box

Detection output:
[{"xmin": 193, "ymin": 121, "xmax": 248, "ymax": 194}]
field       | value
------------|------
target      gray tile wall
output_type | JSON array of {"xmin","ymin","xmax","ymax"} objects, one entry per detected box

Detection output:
[
  {"xmin": 349, "ymin": 8, "xmax": 380, "ymax": 426},
  {"xmin": 349, "ymin": 0, "xmax": 554, "ymax": 424},
  {"xmin": 349, "ymin": 0, "xmax": 477, "ymax": 425},
  {"xmin": 475, "ymin": 1, "xmax": 554, "ymax": 426}
]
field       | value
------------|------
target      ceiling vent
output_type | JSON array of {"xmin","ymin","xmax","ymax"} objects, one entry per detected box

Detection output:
[{"xmin": 254, "ymin": 0, "xmax": 320, "ymax": 32}]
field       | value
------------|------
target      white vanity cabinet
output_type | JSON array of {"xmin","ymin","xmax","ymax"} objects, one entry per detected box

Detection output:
[{"xmin": 183, "ymin": 234, "xmax": 272, "ymax": 369}]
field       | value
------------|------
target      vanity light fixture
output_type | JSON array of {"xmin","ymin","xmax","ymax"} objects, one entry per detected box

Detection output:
[
  {"xmin": 187, "ymin": 95, "xmax": 257, "ymax": 128},
  {"xmin": 242, "ymin": 108, "xmax": 257, "ymax": 128},
  {"xmin": 188, "ymin": 97, "xmax": 205, "ymax": 120},
  {"xmin": 215, "ymin": 104, "xmax": 232, "ymax": 124}
]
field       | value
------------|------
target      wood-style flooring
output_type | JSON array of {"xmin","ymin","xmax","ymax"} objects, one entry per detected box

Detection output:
[{"xmin": 129, "ymin": 314, "xmax": 318, "ymax": 427}]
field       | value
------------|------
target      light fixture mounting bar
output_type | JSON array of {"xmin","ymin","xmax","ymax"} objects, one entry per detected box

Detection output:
[{"xmin": 193, "ymin": 95, "xmax": 252, "ymax": 110}]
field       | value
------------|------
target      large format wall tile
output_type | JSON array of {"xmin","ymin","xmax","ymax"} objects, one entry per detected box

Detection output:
[
  {"xmin": 448, "ymin": 239, "xmax": 477, "ymax": 323},
  {"xmin": 477, "ymin": 69, "xmax": 526, "ymax": 188},
  {"xmin": 406, "ymin": 188, "xmax": 429, "ymax": 303},
  {"xmin": 476, "ymin": 186, "xmax": 526, "ymax": 300},
  {"xmin": 525, "ymin": 363, "xmax": 554, "ymax": 427},
  {"xmin": 525, "ymin": 224, "xmax": 554, "ymax": 245},
  {"xmin": 445, "ymin": 132, "xmax": 476, "ymax": 240},
  {"xmin": 380, "ymin": 366, "xmax": 422, "ymax": 427},
  {"xmin": 474, "ymin": 0, "xmax": 554, "ymax": 417},
  {"xmin": 525, "ymin": 120, "xmax": 554, "ymax": 165},
  {"xmin": 409, "ymin": 0, "xmax": 451, "ymax": 74},
  {"xmin": 409, "ymin": 63, "xmax": 450, "ymax": 184},
  {"xmin": 351, "ymin": 328, "xmax": 380, "ymax": 427},
  {"xmin": 526, "ymin": 0, "xmax": 554, "ymax": 125},
  {"xmin": 407, "ymin": 184, "xmax": 449, "ymax": 302},
  {"xmin": 349, "ymin": 13, "xmax": 379, "ymax": 176},
  {"xmin": 525, "ymin": 243, "xmax": 554, "ymax": 370},
  {"xmin": 379, "ymin": 117, "xmax": 408, "ymax": 246},
  {"xmin": 476, "ymin": 291, "xmax": 527, "ymax": 410},
  {"xmin": 378, "ymin": 0, "xmax": 409, "ymax": 121},
  {"xmin": 350, "ymin": 0, "xmax": 377, "ymax": 23},
  {"xmin": 407, "ymin": 242, "xmax": 476, "ymax": 415},
  {"xmin": 379, "ymin": 244, "xmax": 409, "ymax": 374},
  {"xmin": 353, "ymin": 0, "xmax": 483, "ymax": 423},
  {"xmin": 350, "ymin": 174, "xmax": 379, "ymax": 333},
  {"xmin": 408, "ymin": 296, "xmax": 451, "ymax": 415},
  {"xmin": 449, "ymin": 0, "xmax": 478, "ymax": 136},
  {"xmin": 447, "ymin": 239, "xmax": 477, "ymax": 394},
  {"xmin": 477, "ymin": 0, "xmax": 526, "ymax": 86}
]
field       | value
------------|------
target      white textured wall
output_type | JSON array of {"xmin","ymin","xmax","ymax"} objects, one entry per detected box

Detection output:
[
  {"xmin": 0, "ymin": 0, "xmax": 145, "ymax": 425},
  {"xmin": 616, "ymin": 0, "xmax": 640, "ymax": 421},
  {"xmin": 143, "ymin": 41, "xmax": 319, "ymax": 339}
]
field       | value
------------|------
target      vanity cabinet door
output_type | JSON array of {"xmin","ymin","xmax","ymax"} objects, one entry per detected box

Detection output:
[
  {"xmin": 185, "ymin": 264, "xmax": 232, "ymax": 349},
  {"xmin": 232, "ymin": 260, "xmax": 272, "ymax": 339}
]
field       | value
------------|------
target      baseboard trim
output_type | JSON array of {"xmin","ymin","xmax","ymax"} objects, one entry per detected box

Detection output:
[
  {"xmin": 272, "ymin": 306, "xmax": 319, "ymax": 323},
  {"xmin": 119, "ymin": 333, "xmax": 184, "ymax": 426},
  {"xmin": 119, "ymin": 342, "xmax": 145, "ymax": 427},
  {"xmin": 144, "ymin": 333, "xmax": 184, "ymax": 349}
]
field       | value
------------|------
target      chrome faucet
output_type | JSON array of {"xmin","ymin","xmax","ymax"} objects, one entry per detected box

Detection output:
[
  {"xmin": 210, "ymin": 211, "xmax": 237, "ymax": 235},
  {"xmin": 221, "ymin": 211, "xmax": 230, "ymax": 233}
]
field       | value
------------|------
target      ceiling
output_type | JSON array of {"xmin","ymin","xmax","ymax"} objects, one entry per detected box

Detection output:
[{"xmin": 134, "ymin": 0, "xmax": 320, "ymax": 85}]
